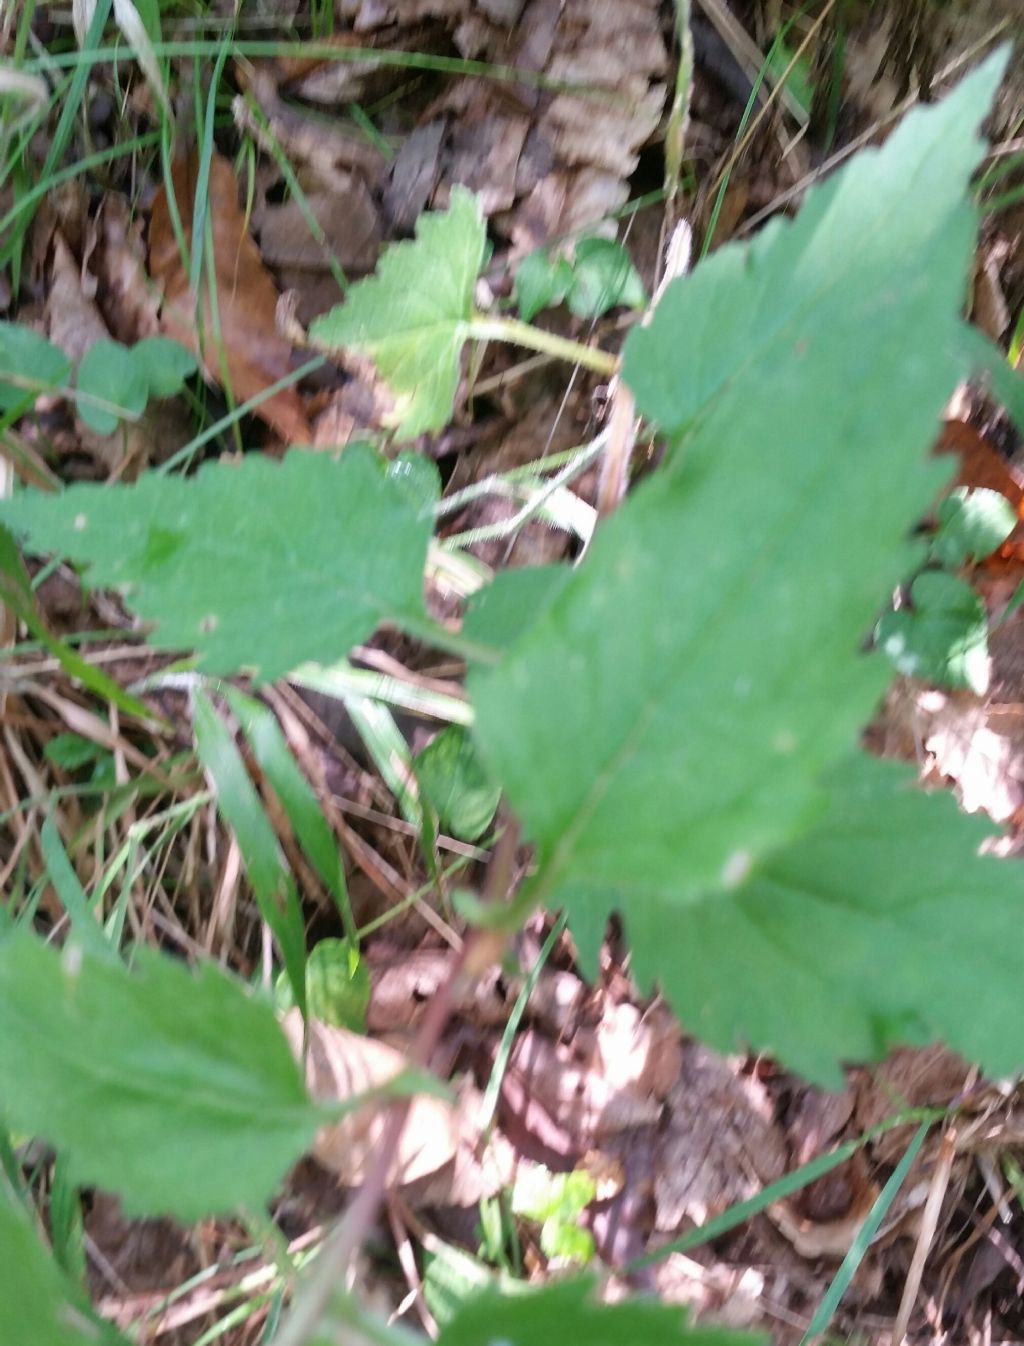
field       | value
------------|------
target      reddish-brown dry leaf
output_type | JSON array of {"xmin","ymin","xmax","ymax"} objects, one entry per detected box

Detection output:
[{"xmin": 149, "ymin": 151, "xmax": 311, "ymax": 444}]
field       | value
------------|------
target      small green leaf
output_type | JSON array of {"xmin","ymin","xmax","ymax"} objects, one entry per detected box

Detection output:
[
  {"xmin": 43, "ymin": 732, "xmax": 111, "ymax": 772},
  {"xmin": 276, "ymin": 938, "xmax": 369, "ymax": 1030},
  {"xmin": 931, "ymin": 486, "xmax": 1016, "ymax": 567},
  {"xmin": 0, "ymin": 446, "xmax": 436, "ymax": 680},
  {"xmin": 309, "ymin": 187, "xmax": 487, "ymax": 438},
  {"xmin": 877, "ymin": 569, "xmax": 990, "ymax": 692},
  {"xmin": 131, "ymin": 335, "xmax": 198, "ymax": 399},
  {"xmin": 513, "ymin": 1166, "xmax": 597, "ymax": 1267},
  {"xmin": 0, "ymin": 1187, "xmax": 129, "ymax": 1346},
  {"xmin": 76, "ymin": 339, "xmax": 149, "ymax": 434},
  {"xmin": 0, "ymin": 322, "xmax": 71, "ymax": 409},
  {"xmin": 0, "ymin": 930, "xmax": 322, "ymax": 1218},
  {"xmin": 567, "ymin": 238, "xmax": 646, "ymax": 319},
  {"xmin": 515, "ymin": 249, "xmax": 574, "ymax": 321},
  {"xmin": 437, "ymin": 1276, "xmax": 758, "ymax": 1346},
  {"xmin": 414, "ymin": 725, "xmax": 500, "ymax": 841}
]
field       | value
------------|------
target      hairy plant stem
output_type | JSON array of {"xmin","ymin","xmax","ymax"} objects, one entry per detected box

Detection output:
[{"xmin": 468, "ymin": 315, "xmax": 619, "ymax": 377}]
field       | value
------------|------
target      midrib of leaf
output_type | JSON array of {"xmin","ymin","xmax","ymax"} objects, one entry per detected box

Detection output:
[{"xmin": 530, "ymin": 441, "xmax": 865, "ymax": 906}]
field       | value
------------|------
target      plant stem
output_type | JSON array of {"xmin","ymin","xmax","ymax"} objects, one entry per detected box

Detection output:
[{"xmin": 468, "ymin": 315, "xmax": 618, "ymax": 377}]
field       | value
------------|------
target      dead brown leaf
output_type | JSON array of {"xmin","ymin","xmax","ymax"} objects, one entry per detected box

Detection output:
[
  {"xmin": 279, "ymin": 1009, "xmax": 458, "ymax": 1188},
  {"xmin": 149, "ymin": 151, "xmax": 311, "ymax": 444}
]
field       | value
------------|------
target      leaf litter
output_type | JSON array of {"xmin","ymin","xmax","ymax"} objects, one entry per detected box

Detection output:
[{"xmin": 4, "ymin": 5, "xmax": 1024, "ymax": 1346}]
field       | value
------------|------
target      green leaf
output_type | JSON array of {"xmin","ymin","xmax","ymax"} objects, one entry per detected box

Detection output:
[
  {"xmin": 0, "ymin": 930, "xmax": 322, "ymax": 1218},
  {"xmin": 0, "ymin": 445, "xmax": 435, "ymax": 680},
  {"xmin": 0, "ymin": 1187, "xmax": 130, "ymax": 1346},
  {"xmin": 76, "ymin": 339, "xmax": 149, "ymax": 434},
  {"xmin": 515, "ymin": 249, "xmax": 574, "ymax": 322},
  {"xmin": 877, "ymin": 569, "xmax": 990, "ymax": 692},
  {"xmin": 931, "ymin": 486, "xmax": 1016, "ymax": 567},
  {"xmin": 567, "ymin": 237, "xmax": 646, "ymax": 319},
  {"xmin": 0, "ymin": 321, "xmax": 71, "ymax": 409},
  {"xmin": 193, "ymin": 686, "xmax": 308, "ymax": 1019},
  {"xmin": 471, "ymin": 55, "xmax": 1008, "ymax": 1082},
  {"xmin": 414, "ymin": 726, "xmax": 500, "ymax": 841},
  {"xmin": 437, "ymin": 1276, "xmax": 760, "ymax": 1346},
  {"xmin": 463, "ymin": 564, "xmax": 571, "ymax": 653},
  {"xmin": 220, "ymin": 685, "xmax": 351, "ymax": 925},
  {"xmin": 634, "ymin": 755, "xmax": 1024, "ymax": 1085},
  {"xmin": 308, "ymin": 187, "xmax": 487, "ymax": 438},
  {"xmin": 276, "ymin": 938, "xmax": 369, "ymax": 1030},
  {"xmin": 131, "ymin": 335, "xmax": 198, "ymax": 399}
]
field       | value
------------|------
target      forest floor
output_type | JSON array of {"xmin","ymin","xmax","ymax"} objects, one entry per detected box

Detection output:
[{"xmin": 4, "ymin": 2, "xmax": 1024, "ymax": 1343}]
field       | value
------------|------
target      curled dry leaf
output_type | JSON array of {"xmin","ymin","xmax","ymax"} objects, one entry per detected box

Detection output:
[
  {"xmin": 149, "ymin": 151, "xmax": 311, "ymax": 444},
  {"xmin": 279, "ymin": 1009, "xmax": 458, "ymax": 1189}
]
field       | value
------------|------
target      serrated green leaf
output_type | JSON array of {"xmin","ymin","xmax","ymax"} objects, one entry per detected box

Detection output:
[
  {"xmin": 76, "ymin": 339, "xmax": 149, "ymax": 434},
  {"xmin": 0, "ymin": 1187, "xmax": 129, "ymax": 1346},
  {"xmin": 308, "ymin": 188, "xmax": 486, "ymax": 438},
  {"xmin": 877, "ymin": 569, "xmax": 990, "ymax": 692},
  {"xmin": 0, "ymin": 321, "xmax": 71, "ymax": 409},
  {"xmin": 471, "ymin": 55, "xmax": 1009, "ymax": 1082},
  {"xmin": 931, "ymin": 486, "xmax": 1016, "ymax": 567},
  {"xmin": 0, "ymin": 446, "xmax": 435, "ymax": 680},
  {"xmin": 437, "ymin": 1275, "xmax": 760, "ymax": 1346},
  {"xmin": 615, "ymin": 755, "xmax": 1024, "ymax": 1085},
  {"xmin": 0, "ymin": 931, "xmax": 322, "ymax": 1218},
  {"xmin": 567, "ymin": 237, "xmax": 646, "ymax": 319},
  {"xmin": 414, "ymin": 725, "xmax": 500, "ymax": 841}
]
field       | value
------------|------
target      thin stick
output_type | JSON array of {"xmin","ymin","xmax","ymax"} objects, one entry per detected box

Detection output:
[{"xmin": 892, "ymin": 1127, "xmax": 957, "ymax": 1346}]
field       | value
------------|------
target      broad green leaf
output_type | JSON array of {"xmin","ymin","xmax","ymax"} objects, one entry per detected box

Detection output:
[
  {"xmin": 602, "ymin": 754, "xmax": 1024, "ymax": 1084},
  {"xmin": 877, "ymin": 569, "xmax": 990, "ymax": 692},
  {"xmin": 0, "ymin": 445, "xmax": 436, "ymax": 680},
  {"xmin": 76, "ymin": 339, "xmax": 149, "ymax": 434},
  {"xmin": 0, "ymin": 1187, "xmax": 129, "ymax": 1346},
  {"xmin": 0, "ymin": 321, "xmax": 71, "ymax": 409},
  {"xmin": 193, "ymin": 686, "xmax": 308, "ymax": 1018},
  {"xmin": 0, "ymin": 930, "xmax": 322, "ymax": 1218},
  {"xmin": 463, "ymin": 564, "xmax": 571, "ymax": 653},
  {"xmin": 276, "ymin": 938, "xmax": 370, "ymax": 1030},
  {"xmin": 414, "ymin": 725, "xmax": 500, "ymax": 841},
  {"xmin": 566, "ymin": 237, "xmax": 646, "ymax": 319},
  {"xmin": 931, "ymin": 486, "xmax": 1016, "ymax": 567},
  {"xmin": 308, "ymin": 187, "xmax": 486, "ymax": 439},
  {"xmin": 471, "ymin": 56, "xmax": 1009, "ymax": 1081},
  {"xmin": 437, "ymin": 1276, "xmax": 760, "ymax": 1346}
]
